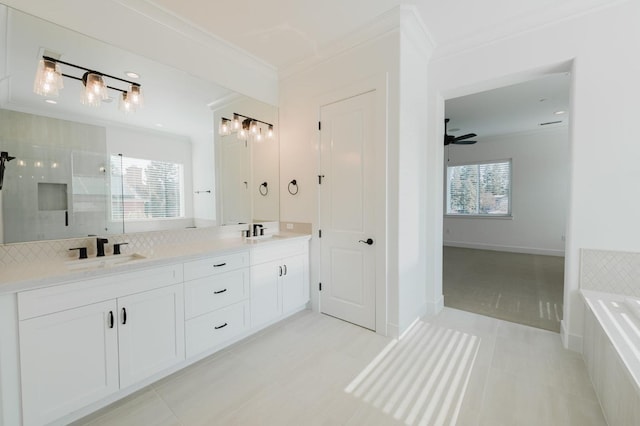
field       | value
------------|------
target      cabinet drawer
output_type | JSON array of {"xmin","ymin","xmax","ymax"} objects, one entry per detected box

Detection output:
[
  {"xmin": 185, "ymin": 301, "xmax": 250, "ymax": 358},
  {"xmin": 251, "ymin": 240, "xmax": 309, "ymax": 265},
  {"xmin": 184, "ymin": 250, "xmax": 248, "ymax": 281},
  {"xmin": 184, "ymin": 269, "xmax": 249, "ymax": 319},
  {"xmin": 18, "ymin": 264, "xmax": 183, "ymax": 320}
]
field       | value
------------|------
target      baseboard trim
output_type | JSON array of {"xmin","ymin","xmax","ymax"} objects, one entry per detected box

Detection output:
[
  {"xmin": 561, "ymin": 319, "xmax": 583, "ymax": 353},
  {"xmin": 444, "ymin": 241, "xmax": 565, "ymax": 257}
]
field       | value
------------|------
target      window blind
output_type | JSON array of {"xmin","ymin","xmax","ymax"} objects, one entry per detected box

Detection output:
[
  {"xmin": 447, "ymin": 160, "xmax": 511, "ymax": 216},
  {"xmin": 111, "ymin": 155, "xmax": 184, "ymax": 220}
]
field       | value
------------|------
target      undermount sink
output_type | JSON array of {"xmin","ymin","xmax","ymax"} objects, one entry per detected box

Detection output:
[{"xmin": 65, "ymin": 253, "xmax": 147, "ymax": 271}]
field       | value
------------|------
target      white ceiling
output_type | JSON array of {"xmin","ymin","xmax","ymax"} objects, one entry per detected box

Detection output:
[
  {"xmin": 445, "ymin": 73, "xmax": 571, "ymax": 140},
  {"xmin": 1, "ymin": 0, "xmax": 613, "ymax": 140},
  {"xmin": 143, "ymin": 0, "xmax": 614, "ymax": 68}
]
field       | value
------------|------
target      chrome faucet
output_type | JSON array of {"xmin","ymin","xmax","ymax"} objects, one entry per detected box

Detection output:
[{"xmin": 96, "ymin": 237, "xmax": 109, "ymax": 257}]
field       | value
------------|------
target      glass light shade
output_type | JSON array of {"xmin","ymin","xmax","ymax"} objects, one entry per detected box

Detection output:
[
  {"xmin": 81, "ymin": 73, "xmax": 108, "ymax": 107},
  {"xmin": 129, "ymin": 84, "xmax": 144, "ymax": 108},
  {"xmin": 119, "ymin": 92, "xmax": 135, "ymax": 113},
  {"xmin": 254, "ymin": 129, "xmax": 264, "ymax": 143},
  {"xmin": 250, "ymin": 120, "xmax": 259, "ymax": 135},
  {"xmin": 33, "ymin": 59, "xmax": 63, "ymax": 97},
  {"xmin": 219, "ymin": 118, "xmax": 231, "ymax": 136},
  {"xmin": 237, "ymin": 127, "xmax": 248, "ymax": 140},
  {"xmin": 232, "ymin": 114, "xmax": 241, "ymax": 131},
  {"xmin": 266, "ymin": 125, "xmax": 274, "ymax": 140}
]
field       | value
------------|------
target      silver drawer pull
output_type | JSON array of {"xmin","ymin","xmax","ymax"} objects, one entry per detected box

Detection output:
[
  {"xmin": 213, "ymin": 288, "xmax": 227, "ymax": 295},
  {"xmin": 213, "ymin": 263, "xmax": 227, "ymax": 268},
  {"xmin": 214, "ymin": 322, "xmax": 228, "ymax": 330}
]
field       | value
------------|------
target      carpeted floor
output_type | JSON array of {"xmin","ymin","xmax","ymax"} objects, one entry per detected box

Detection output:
[{"xmin": 443, "ymin": 246, "xmax": 565, "ymax": 332}]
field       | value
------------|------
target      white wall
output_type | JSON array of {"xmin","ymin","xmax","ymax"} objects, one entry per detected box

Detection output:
[
  {"xmin": 279, "ymin": 7, "xmax": 434, "ymax": 337},
  {"xmin": 279, "ymin": 25, "xmax": 400, "ymax": 334},
  {"xmin": 397, "ymin": 10, "xmax": 434, "ymax": 333},
  {"xmin": 428, "ymin": 0, "xmax": 640, "ymax": 351},
  {"xmin": 443, "ymin": 127, "xmax": 569, "ymax": 256}
]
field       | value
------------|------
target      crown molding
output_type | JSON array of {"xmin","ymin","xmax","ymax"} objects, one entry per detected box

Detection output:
[
  {"xmin": 399, "ymin": 5, "xmax": 436, "ymax": 58},
  {"xmin": 279, "ymin": 6, "xmax": 403, "ymax": 81}
]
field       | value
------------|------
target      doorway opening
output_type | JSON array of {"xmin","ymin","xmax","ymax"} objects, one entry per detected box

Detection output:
[{"xmin": 441, "ymin": 72, "xmax": 570, "ymax": 333}]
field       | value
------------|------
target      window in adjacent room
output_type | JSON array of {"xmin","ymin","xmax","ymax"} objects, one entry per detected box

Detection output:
[
  {"xmin": 446, "ymin": 159, "xmax": 511, "ymax": 216},
  {"xmin": 111, "ymin": 155, "xmax": 184, "ymax": 220}
]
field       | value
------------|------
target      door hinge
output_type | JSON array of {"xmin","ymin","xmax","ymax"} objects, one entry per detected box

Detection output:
[
  {"xmin": 318, "ymin": 174, "xmax": 325, "ymax": 184},
  {"xmin": 319, "ymin": 229, "xmax": 322, "ymax": 238},
  {"xmin": 318, "ymin": 121, "xmax": 321, "ymax": 131},
  {"xmin": 319, "ymin": 282, "xmax": 322, "ymax": 291}
]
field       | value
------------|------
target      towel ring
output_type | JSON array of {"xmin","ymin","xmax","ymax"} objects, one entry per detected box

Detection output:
[
  {"xmin": 259, "ymin": 182, "xmax": 268, "ymax": 196},
  {"xmin": 288, "ymin": 179, "xmax": 299, "ymax": 195}
]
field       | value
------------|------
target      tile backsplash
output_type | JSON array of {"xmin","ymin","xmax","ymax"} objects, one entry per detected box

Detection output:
[
  {"xmin": 580, "ymin": 249, "xmax": 640, "ymax": 297},
  {"xmin": 0, "ymin": 226, "xmax": 247, "ymax": 267}
]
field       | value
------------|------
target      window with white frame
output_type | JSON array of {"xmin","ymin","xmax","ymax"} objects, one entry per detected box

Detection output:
[
  {"xmin": 111, "ymin": 155, "xmax": 184, "ymax": 220},
  {"xmin": 446, "ymin": 160, "xmax": 511, "ymax": 216}
]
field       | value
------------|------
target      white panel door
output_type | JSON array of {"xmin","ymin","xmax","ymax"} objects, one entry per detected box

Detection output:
[
  {"xmin": 19, "ymin": 300, "xmax": 119, "ymax": 426},
  {"xmin": 319, "ymin": 91, "xmax": 376, "ymax": 330},
  {"xmin": 117, "ymin": 284, "xmax": 185, "ymax": 388}
]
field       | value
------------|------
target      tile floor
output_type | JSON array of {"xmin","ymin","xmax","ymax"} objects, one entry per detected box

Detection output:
[
  {"xmin": 73, "ymin": 308, "xmax": 605, "ymax": 426},
  {"xmin": 443, "ymin": 247, "xmax": 565, "ymax": 332}
]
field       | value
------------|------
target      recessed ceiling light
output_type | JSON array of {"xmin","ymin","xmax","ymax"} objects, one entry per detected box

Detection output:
[
  {"xmin": 125, "ymin": 71, "xmax": 140, "ymax": 79},
  {"xmin": 449, "ymin": 127, "xmax": 461, "ymax": 132},
  {"xmin": 155, "ymin": 123, "xmax": 164, "ymax": 128},
  {"xmin": 45, "ymin": 99, "xmax": 57, "ymax": 104},
  {"xmin": 554, "ymin": 110, "xmax": 566, "ymax": 115}
]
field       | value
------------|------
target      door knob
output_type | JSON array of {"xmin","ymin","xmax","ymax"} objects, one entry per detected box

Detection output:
[{"xmin": 359, "ymin": 238, "xmax": 374, "ymax": 245}]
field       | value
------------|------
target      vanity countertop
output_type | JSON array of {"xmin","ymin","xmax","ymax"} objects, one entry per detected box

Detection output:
[{"xmin": 0, "ymin": 232, "xmax": 311, "ymax": 295}]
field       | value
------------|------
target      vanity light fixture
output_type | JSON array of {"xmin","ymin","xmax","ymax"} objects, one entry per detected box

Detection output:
[
  {"xmin": 33, "ymin": 55, "xmax": 144, "ymax": 112},
  {"xmin": 218, "ymin": 112, "xmax": 275, "ymax": 142}
]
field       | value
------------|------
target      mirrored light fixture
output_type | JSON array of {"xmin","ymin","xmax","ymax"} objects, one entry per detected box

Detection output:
[
  {"xmin": 218, "ymin": 112, "xmax": 275, "ymax": 142},
  {"xmin": 33, "ymin": 55, "xmax": 144, "ymax": 113},
  {"xmin": 218, "ymin": 118, "xmax": 231, "ymax": 135}
]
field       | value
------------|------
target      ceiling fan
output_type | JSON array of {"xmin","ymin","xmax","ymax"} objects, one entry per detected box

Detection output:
[{"xmin": 444, "ymin": 118, "xmax": 477, "ymax": 146}]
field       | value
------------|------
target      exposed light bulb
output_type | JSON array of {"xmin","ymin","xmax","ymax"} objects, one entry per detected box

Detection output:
[
  {"xmin": 119, "ymin": 92, "xmax": 135, "ymax": 113},
  {"xmin": 81, "ymin": 73, "xmax": 108, "ymax": 107},
  {"xmin": 255, "ymin": 129, "xmax": 264, "ymax": 142},
  {"xmin": 250, "ymin": 120, "xmax": 259, "ymax": 135},
  {"xmin": 219, "ymin": 118, "xmax": 231, "ymax": 136},
  {"xmin": 33, "ymin": 59, "xmax": 63, "ymax": 97},
  {"xmin": 232, "ymin": 114, "xmax": 241, "ymax": 131},
  {"xmin": 267, "ymin": 125, "xmax": 274, "ymax": 139},
  {"xmin": 128, "ymin": 84, "xmax": 144, "ymax": 108}
]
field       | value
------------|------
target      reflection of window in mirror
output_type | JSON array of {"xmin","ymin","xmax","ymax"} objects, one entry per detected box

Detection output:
[{"xmin": 110, "ymin": 155, "xmax": 185, "ymax": 221}]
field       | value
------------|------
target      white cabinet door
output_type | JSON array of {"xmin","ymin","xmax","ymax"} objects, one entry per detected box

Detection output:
[
  {"xmin": 19, "ymin": 300, "xmax": 119, "ymax": 426},
  {"xmin": 117, "ymin": 284, "xmax": 185, "ymax": 388},
  {"xmin": 250, "ymin": 261, "xmax": 281, "ymax": 328},
  {"xmin": 281, "ymin": 254, "xmax": 309, "ymax": 314}
]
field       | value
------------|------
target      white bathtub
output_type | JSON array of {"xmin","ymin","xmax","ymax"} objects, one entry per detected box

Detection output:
[
  {"xmin": 582, "ymin": 289, "xmax": 640, "ymax": 424},
  {"xmin": 582, "ymin": 290, "xmax": 640, "ymax": 390}
]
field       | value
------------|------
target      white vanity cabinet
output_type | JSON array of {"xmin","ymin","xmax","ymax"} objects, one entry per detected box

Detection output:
[
  {"xmin": 17, "ymin": 265, "xmax": 184, "ymax": 426},
  {"xmin": 183, "ymin": 250, "xmax": 250, "ymax": 358},
  {"xmin": 250, "ymin": 239, "xmax": 309, "ymax": 329}
]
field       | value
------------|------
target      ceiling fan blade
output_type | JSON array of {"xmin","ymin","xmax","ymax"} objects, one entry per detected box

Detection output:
[
  {"xmin": 454, "ymin": 133, "xmax": 477, "ymax": 141},
  {"xmin": 453, "ymin": 140, "xmax": 477, "ymax": 145}
]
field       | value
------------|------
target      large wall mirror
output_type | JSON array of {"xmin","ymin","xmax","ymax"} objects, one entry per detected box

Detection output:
[{"xmin": 0, "ymin": 4, "xmax": 279, "ymax": 243}]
